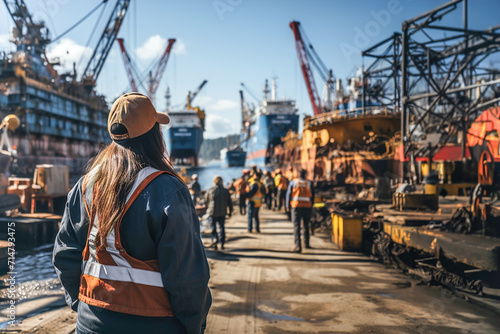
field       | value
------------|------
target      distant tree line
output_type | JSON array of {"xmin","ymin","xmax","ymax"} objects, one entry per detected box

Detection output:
[{"xmin": 200, "ymin": 134, "xmax": 240, "ymax": 161}]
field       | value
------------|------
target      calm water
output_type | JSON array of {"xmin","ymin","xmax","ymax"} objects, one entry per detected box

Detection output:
[
  {"xmin": 6, "ymin": 164, "xmax": 246, "ymax": 286},
  {"xmin": 183, "ymin": 161, "xmax": 247, "ymax": 190}
]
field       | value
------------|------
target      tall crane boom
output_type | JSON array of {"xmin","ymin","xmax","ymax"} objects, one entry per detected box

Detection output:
[
  {"xmin": 240, "ymin": 90, "xmax": 245, "ymax": 129},
  {"xmin": 289, "ymin": 21, "xmax": 322, "ymax": 115},
  {"xmin": 116, "ymin": 38, "xmax": 138, "ymax": 92},
  {"xmin": 82, "ymin": 0, "xmax": 130, "ymax": 85},
  {"xmin": 190, "ymin": 80, "xmax": 208, "ymax": 103},
  {"xmin": 148, "ymin": 38, "xmax": 176, "ymax": 102},
  {"xmin": 185, "ymin": 80, "xmax": 207, "ymax": 108}
]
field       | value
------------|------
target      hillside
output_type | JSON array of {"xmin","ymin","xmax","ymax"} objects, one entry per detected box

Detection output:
[{"xmin": 200, "ymin": 134, "xmax": 240, "ymax": 162}]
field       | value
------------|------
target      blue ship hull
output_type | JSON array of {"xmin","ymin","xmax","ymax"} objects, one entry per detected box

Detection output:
[
  {"xmin": 163, "ymin": 126, "xmax": 203, "ymax": 166},
  {"xmin": 225, "ymin": 150, "xmax": 246, "ymax": 167},
  {"xmin": 242, "ymin": 114, "xmax": 299, "ymax": 167}
]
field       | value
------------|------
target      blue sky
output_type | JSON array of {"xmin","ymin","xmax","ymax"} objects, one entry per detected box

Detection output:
[{"xmin": 1, "ymin": 0, "xmax": 499, "ymax": 138}]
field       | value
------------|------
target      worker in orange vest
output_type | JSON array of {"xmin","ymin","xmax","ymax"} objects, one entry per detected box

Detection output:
[
  {"xmin": 53, "ymin": 93, "xmax": 211, "ymax": 333},
  {"xmin": 286, "ymin": 168, "xmax": 315, "ymax": 253},
  {"xmin": 274, "ymin": 169, "xmax": 289, "ymax": 211},
  {"xmin": 245, "ymin": 171, "xmax": 265, "ymax": 233},
  {"xmin": 233, "ymin": 170, "xmax": 249, "ymax": 215}
]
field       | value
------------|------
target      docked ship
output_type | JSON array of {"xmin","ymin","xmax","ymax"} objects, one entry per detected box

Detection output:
[
  {"xmin": 241, "ymin": 79, "xmax": 299, "ymax": 167},
  {"xmin": 220, "ymin": 146, "xmax": 246, "ymax": 167},
  {"xmin": 162, "ymin": 83, "xmax": 206, "ymax": 167},
  {"xmin": 0, "ymin": 1, "xmax": 130, "ymax": 176}
]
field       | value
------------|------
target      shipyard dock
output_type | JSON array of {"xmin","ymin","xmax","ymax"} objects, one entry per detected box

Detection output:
[{"xmin": 1, "ymin": 207, "xmax": 499, "ymax": 334}]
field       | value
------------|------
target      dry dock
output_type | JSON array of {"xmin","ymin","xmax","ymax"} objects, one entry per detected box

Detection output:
[{"xmin": 1, "ymin": 208, "xmax": 500, "ymax": 333}]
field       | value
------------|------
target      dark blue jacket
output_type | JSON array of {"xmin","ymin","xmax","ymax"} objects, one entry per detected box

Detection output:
[{"xmin": 53, "ymin": 173, "xmax": 211, "ymax": 334}]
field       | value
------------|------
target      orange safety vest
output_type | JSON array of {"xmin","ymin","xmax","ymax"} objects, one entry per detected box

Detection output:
[
  {"xmin": 234, "ymin": 178, "xmax": 247, "ymax": 195},
  {"xmin": 247, "ymin": 179, "xmax": 263, "ymax": 208},
  {"xmin": 278, "ymin": 176, "xmax": 288, "ymax": 191},
  {"xmin": 290, "ymin": 179, "xmax": 312, "ymax": 208},
  {"xmin": 79, "ymin": 167, "xmax": 175, "ymax": 317}
]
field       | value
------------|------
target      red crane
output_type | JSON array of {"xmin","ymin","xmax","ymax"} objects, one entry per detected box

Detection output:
[
  {"xmin": 116, "ymin": 38, "xmax": 138, "ymax": 92},
  {"xmin": 149, "ymin": 38, "xmax": 176, "ymax": 102},
  {"xmin": 117, "ymin": 37, "xmax": 175, "ymax": 101},
  {"xmin": 289, "ymin": 21, "xmax": 322, "ymax": 115}
]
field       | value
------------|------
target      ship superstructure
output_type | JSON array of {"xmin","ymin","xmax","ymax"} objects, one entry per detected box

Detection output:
[
  {"xmin": 241, "ymin": 79, "xmax": 299, "ymax": 167},
  {"xmin": 162, "ymin": 81, "xmax": 207, "ymax": 166},
  {"xmin": 0, "ymin": 0, "xmax": 130, "ymax": 175}
]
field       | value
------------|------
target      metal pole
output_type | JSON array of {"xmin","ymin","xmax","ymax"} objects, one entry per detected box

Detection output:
[
  {"xmin": 401, "ymin": 22, "xmax": 409, "ymax": 183},
  {"xmin": 362, "ymin": 57, "xmax": 365, "ymax": 114},
  {"xmin": 462, "ymin": 0, "xmax": 468, "ymax": 160}
]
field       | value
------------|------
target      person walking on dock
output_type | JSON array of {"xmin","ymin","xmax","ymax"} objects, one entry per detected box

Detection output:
[
  {"xmin": 205, "ymin": 175, "xmax": 233, "ymax": 250},
  {"xmin": 246, "ymin": 171, "xmax": 265, "ymax": 233},
  {"xmin": 233, "ymin": 170, "xmax": 249, "ymax": 215},
  {"xmin": 53, "ymin": 93, "xmax": 211, "ymax": 334},
  {"xmin": 286, "ymin": 169, "xmax": 315, "ymax": 253},
  {"xmin": 189, "ymin": 173, "xmax": 201, "ymax": 205},
  {"xmin": 274, "ymin": 169, "xmax": 289, "ymax": 211},
  {"xmin": 263, "ymin": 171, "xmax": 275, "ymax": 210}
]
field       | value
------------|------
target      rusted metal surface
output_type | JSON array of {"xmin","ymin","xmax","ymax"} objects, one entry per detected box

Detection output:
[{"xmin": 382, "ymin": 222, "xmax": 500, "ymax": 272}]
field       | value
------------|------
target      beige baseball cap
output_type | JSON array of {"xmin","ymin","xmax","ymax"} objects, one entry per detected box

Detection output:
[{"xmin": 108, "ymin": 92, "xmax": 170, "ymax": 141}]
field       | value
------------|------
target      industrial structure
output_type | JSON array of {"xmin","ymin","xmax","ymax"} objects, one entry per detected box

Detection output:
[
  {"xmin": 277, "ymin": 0, "xmax": 500, "ymax": 296},
  {"xmin": 0, "ymin": 0, "xmax": 130, "ymax": 175}
]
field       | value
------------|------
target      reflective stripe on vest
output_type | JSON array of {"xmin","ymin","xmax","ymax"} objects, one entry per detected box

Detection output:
[
  {"xmin": 79, "ymin": 166, "xmax": 175, "ymax": 317},
  {"xmin": 84, "ymin": 262, "xmax": 164, "ymax": 287},
  {"xmin": 290, "ymin": 180, "xmax": 312, "ymax": 208}
]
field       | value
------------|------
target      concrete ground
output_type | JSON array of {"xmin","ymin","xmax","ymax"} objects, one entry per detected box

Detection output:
[
  {"xmin": 0, "ymin": 207, "xmax": 499, "ymax": 333},
  {"xmin": 203, "ymin": 208, "xmax": 500, "ymax": 334}
]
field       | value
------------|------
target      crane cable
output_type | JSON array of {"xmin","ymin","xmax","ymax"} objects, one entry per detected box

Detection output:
[
  {"xmin": 300, "ymin": 24, "xmax": 333, "ymax": 84},
  {"xmin": 77, "ymin": 0, "xmax": 109, "ymax": 75},
  {"xmin": 49, "ymin": 0, "xmax": 108, "ymax": 44}
]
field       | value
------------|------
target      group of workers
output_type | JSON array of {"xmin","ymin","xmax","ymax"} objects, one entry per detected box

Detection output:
[
  {"xmin": 185, "ymin": 165, "xmax": 315, "ymax": 253},
  {"xmin": 227, "ymin": 166, "xmax": 315, "ymax": 253}
]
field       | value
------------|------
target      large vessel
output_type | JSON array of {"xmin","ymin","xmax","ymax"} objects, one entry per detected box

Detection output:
[
  {"xmin": 220, "ymin": 146, "xmax": 246, "ymax": 167},
  {"xmin": 0, "ymin": 1, "xmax": 130, "ymax": 176},
  {"xmin": 241, "ymin": 79, "xmax": 299, "ymax": 167},
  {"xmin": 162, "ymin": 84, "xmax": 206, "ymax": 167}
]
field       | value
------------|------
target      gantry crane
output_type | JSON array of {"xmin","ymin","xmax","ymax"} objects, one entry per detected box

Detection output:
[
  {"xmin": 117, "ymin": 37, "xmax": 175, "ymax": 101},
  {"xmin": 116, "ymin": 38, "xmax": 139, "ymax": 92},
  {"xmin": 149, "ymin": 38, "xmax": 176, "ymax": 102}
]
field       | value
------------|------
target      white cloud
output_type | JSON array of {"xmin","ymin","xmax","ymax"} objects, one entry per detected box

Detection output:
[
  {"xmin": 208, "ymin": 99, "xmax": 238, "ymax": 111},
  {"xmin": 135, "ymin": 35, "xmax": 167, "ymax": 60},
  {"xmin": 194, "ymin": 96, "xmax": 238, "ymax": 112},
  {"xmin": 46, "ymin": 38, "xmax": 92, "ymax": 74},
  {"xmin": 205, "ymin": 114, "xmax": 239, "ymax": 139},
  {"xmin": 195, "ymin": 95, "xmax": 213, "ymax": 105},
  {"xmin": 0, "ymin": 34, "xmax": 15, "ymax": 52},
  {"xmin": 172, "ymin": 39, "xmax": 186, "ymax": 55}
]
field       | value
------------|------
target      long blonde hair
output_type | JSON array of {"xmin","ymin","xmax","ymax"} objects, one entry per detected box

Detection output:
[{"xmin": 85, "ymin": 124, "xmax": 178, "ymax": 243}]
